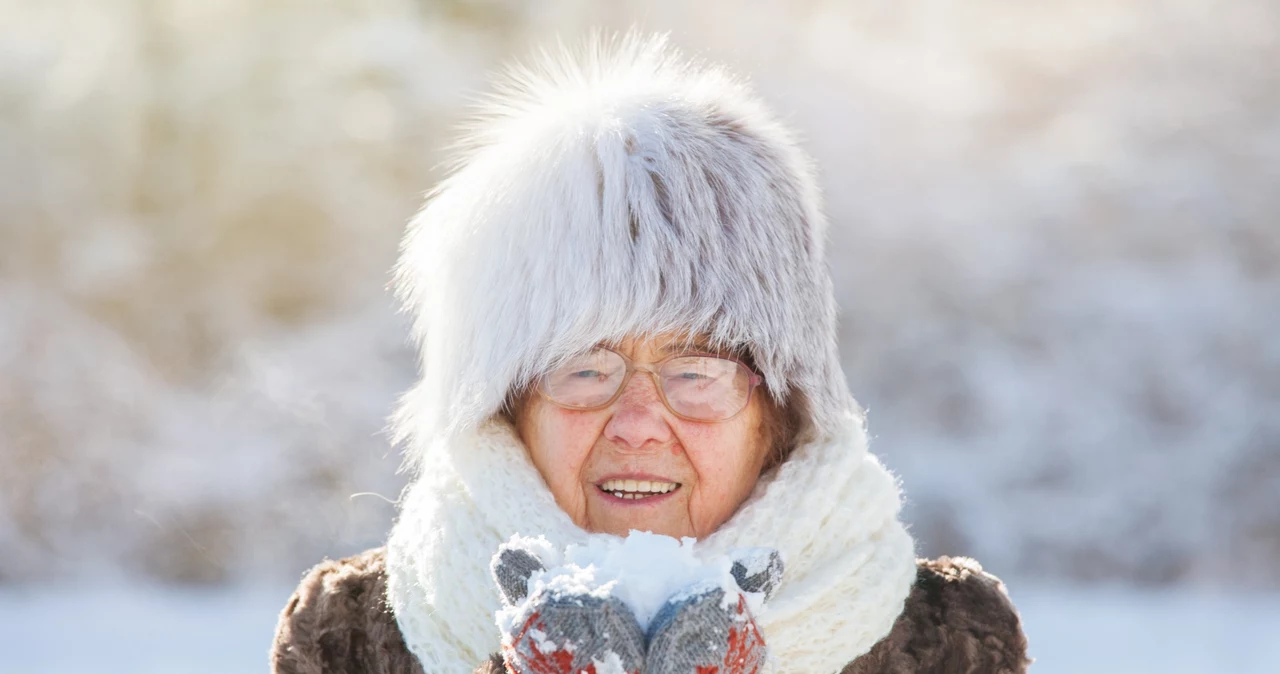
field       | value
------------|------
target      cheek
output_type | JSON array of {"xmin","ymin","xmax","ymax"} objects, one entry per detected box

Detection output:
[
  {"xmin": 524, "ymin": 406, "xmax": 605, "ymax": 485},
  {"xmin": 680, "ymin": 421, "xmax": 763, "ymax": 494}
]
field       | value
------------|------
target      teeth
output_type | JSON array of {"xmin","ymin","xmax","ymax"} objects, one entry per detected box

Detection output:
[{"xmin": 600, "ymin": 479, "xmax": 679, "ymax": 495}]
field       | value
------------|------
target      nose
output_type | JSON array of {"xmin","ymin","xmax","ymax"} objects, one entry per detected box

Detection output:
[{"xmin": 602, "ymin": 371, "xmax": 673, "ymax": 451}]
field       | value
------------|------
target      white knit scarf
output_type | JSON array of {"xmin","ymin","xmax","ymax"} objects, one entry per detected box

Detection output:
[{"xmin": 385, "ymin": 414, "xmax": 917, "ymax": 673}]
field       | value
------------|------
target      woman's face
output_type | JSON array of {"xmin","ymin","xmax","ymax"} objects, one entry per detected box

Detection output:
[{"xmin": 515, "ymin": 334, "xmax": 773, "ymax": 539}]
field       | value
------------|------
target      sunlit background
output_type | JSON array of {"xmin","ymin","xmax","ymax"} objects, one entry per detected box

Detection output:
[{"xmin": 2, "ymin": 1, "xmax": 1278, "ymax": 672}]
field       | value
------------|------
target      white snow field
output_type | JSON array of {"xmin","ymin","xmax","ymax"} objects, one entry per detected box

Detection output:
[{"xmin": 1, "ymin": 582, "xmax": 1277, "ymax": 674}]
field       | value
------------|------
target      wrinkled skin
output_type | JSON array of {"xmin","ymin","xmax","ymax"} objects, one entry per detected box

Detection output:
[{"xmin": 515, "ymin": 334, "xmax": 772, "ymax": 539}]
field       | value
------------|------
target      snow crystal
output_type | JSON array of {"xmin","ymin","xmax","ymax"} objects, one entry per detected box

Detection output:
[
  {"xmin": 528, "ymin": 628, "xmax": 559, "ymax": 653},
  {"xmin": 590, "ymin": 651, "xmax": 628, "ymax": 674}
]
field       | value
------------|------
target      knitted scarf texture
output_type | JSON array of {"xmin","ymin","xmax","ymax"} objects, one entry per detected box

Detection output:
[{"xmin": 385, "ymin": 415, "xmax": 916, "ymax": 673}]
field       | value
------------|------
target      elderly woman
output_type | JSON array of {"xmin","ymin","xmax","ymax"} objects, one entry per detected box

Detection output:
[{"xmin": 272, "ymin": 36, "xmax": 1029, "ymax": 674}]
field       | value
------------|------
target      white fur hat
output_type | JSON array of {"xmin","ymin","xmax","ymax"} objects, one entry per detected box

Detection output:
[{"xmin": 392, "ymin": 33, "xmax": 858, "ymax": 467}]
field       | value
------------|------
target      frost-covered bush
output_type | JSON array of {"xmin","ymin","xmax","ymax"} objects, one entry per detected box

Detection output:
[{"xmin": 1, "ymin": 0, "xmax": 1276, "ymax": 587}]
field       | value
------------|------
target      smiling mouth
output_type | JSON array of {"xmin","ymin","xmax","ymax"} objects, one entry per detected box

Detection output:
[{"xmin": 596, "ymin": 479, "xmax": 681, "ymax": 500}]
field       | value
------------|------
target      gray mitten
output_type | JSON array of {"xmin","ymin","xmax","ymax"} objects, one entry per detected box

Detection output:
[
  {"xmin": 491, "ymin": 544, "xmax": 646, "ymax": 674},
  {"xmin": 646, "ymin": 548, "xmax": 784, "ymax": 674}
]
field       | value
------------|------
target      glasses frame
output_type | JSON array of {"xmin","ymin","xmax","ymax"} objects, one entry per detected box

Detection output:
[{"xmin": 536, "ymin": 346, "xmax": 765, "ymax": 423}]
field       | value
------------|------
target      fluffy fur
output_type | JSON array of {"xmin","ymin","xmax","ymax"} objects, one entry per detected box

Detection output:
[
  {"xmin": 383, "ymin": 414, "xmax": 918, "ymax": 673},
  {"xmin": 391, "ymin": 33, "xmax": 854, "ymax": 467},
  {"xmin": 270, "ymin": 549, "xmax": 1031, "ymax": 674}
]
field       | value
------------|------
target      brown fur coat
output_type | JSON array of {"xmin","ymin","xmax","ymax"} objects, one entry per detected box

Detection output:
[{"xmin": 271, "ymin": 547, "xmax": 1030, "ymax": 673}]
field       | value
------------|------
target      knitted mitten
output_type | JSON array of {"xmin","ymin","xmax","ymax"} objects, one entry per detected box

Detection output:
[
  {"xmin": 492, "ymin": 545, "xmax": 646, "ymax": 674},
  {"xmin": 645, "ymin": 549, "xmax": 784, "ymax": 674}
]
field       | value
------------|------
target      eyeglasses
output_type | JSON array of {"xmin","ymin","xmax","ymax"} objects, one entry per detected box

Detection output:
[{"xmin": 536, "ymin": 346, "xmax": 764, "ymax": 422}]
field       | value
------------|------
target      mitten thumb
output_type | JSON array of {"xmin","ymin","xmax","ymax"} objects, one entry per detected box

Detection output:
[
  {"xmin": 730, "ymin": 548, "xmax": 784, "ymax": 601},
  {"xmin": 491, "ymin": 544, "xmax": 546, "ymax": 606}
]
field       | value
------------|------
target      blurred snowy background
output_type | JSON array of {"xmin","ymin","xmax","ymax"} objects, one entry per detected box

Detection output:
[{"xmin": 2, "ymin": 0, "xmax": 1278, "ymax": 671}]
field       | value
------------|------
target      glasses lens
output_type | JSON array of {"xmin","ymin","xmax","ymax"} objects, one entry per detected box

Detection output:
[
  {"xmin": 659, "ymin": 356, "xmax": 752, "ymax": 421},
  {"xmin": 540, "ymin": 348, "xmax": 627, "ymax": 408}
]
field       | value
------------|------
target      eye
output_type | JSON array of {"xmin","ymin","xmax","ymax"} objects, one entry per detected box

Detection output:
[
  {"xmin": 676, "ymin": 371, "xmax": 712, "ymax": 380},
  {"xmin": 571, "ymin": 370, "xmax": 603, "ymax": 378}
]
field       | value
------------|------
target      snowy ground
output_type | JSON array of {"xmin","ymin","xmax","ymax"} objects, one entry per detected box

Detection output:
[
  {"xmin": 1009, "ymin": 582, "xmax": 1280, "ymax": 673},
  {"xmin": 2, "ymin": 582, "xmax": 1276, "ymax": 673}
]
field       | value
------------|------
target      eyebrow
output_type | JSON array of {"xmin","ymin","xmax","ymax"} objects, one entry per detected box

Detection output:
[{"xmin": 654, "ymin": 337, "xmax": 719, "ymax": 356}]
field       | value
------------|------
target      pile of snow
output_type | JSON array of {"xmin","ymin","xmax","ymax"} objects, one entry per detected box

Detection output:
[{"xmin": 496, "ymin": 532, "xmax": 763, "ymax": 633}]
